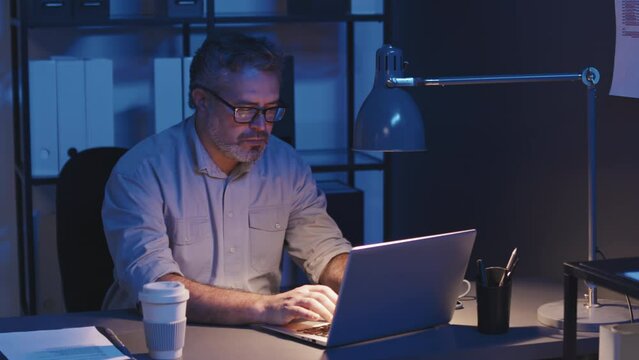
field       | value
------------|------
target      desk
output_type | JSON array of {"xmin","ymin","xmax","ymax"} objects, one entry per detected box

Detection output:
[
  {"xmin": 563, "ymin": 258, "xmax": 639, "ymax": 359},
  {"xmin": 0, "ymin": 279, "xmax": 597, "ymax": 359}
]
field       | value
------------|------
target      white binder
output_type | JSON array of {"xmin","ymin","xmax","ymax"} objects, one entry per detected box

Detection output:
[
  {"xmin": 154, "ymin": 58, "xmax": 183, "ymax": 133},
  {"xmin": 183, "ymin": 57, "xmax": 194, "ymax": 120},
  {"xmin": 29, "ymin": 60, "xmax": 59, "ymax": 177},
  {"xmin": 85, "ymin": 59, "xmax": 114, "ymax": 148},
  {"xmin": 56, "ymin": 59, "xmax": 87, "ymax": 171}
]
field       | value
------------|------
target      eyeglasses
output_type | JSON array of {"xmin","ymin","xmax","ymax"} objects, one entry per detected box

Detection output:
[{"xmin": 196, "ymin": 85, "xmax": 287, "ymax": 124}]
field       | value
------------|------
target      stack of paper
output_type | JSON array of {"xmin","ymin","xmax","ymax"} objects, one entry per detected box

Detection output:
[{"xmin": 0, "ymin": 326, "xmax": 132, "ymax": 360}]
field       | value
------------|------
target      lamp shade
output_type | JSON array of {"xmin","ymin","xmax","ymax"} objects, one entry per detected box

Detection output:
[{"xmin": 353, "ymin": 45, "xmax": 426, "ymax": 152}]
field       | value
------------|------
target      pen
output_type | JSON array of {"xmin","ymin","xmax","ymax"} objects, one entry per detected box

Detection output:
[
  {"xmin": 500, "ymin": 247, "xmax": 518, "ymax": 286},
  {"xmin": 477, "ymin": 259, "xmax": 487, "ymax": 286},
  {"xmin": 506, "ymin": 256, "xmax": 519, "ymax": 281},
  {"xmin": 100, "ymin": 327, "xmax": 137, "ymax": 360}
]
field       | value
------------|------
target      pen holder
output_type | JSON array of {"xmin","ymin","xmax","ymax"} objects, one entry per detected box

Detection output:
[{"xmin": 476, "ymin": 266, "xmax": 512, "ymax": 334}]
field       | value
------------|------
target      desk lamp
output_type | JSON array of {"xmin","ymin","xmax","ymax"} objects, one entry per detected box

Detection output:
[{"xmin": 355, "ymin": 44, "xmax": 635, "ymax": 331}]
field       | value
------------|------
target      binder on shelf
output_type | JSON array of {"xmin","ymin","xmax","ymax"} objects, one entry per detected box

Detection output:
[
  {"xmin": 154, "ymin": 58, "xmax": 183, "ymax": 133},
  {"xmin": 29, "ymin": 60, "xmax": 59, "ymax": 178},
  {"xmin": 183, "ymin": 57, "xmax": 194, "ymax": 120},
  {"xmin": 85, "ymin": 59, "xmax": 114, "ymax": 148},
  {"xmin": 56, "ymin": 59, "xmax": 87, "ymax": 171}
]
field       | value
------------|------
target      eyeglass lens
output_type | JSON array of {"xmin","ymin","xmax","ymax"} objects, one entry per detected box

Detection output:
[{"xmin": 235, "ymin": 107, "xmax": 286, "ymax": 123}]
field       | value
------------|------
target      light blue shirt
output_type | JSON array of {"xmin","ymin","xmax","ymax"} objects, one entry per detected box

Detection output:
[{"xmin": 102, "ymin": 117, "xmax": 352, "ymax": 309}]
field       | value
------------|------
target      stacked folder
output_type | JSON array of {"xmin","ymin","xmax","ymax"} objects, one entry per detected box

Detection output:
[
  {"xmin": 29, "ymin": 58, "xmax": 115, "ymax": 177},
  {"xmin": 153, "ymin": 57, "xmax": 194, "ymax": 134}
]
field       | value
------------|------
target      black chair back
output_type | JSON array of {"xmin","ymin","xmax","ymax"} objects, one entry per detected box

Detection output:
[{"xmin": 56, "ymin": 147, "xmax": 127, "ymax": 312}]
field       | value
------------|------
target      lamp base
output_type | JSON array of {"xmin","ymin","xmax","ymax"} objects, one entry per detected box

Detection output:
[{"xmin": 537, "ymin": 299, "xmax": 638, "ymax": 332}]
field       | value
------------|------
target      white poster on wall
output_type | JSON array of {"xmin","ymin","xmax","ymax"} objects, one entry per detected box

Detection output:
[{"xmin": 611, "ymin": 0, "xmax": 639, "ymax": 98}]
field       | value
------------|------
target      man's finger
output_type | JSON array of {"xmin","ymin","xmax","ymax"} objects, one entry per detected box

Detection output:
[
  {"xmin": 296, "ymin": 297, "xmax": 333, "ymax": 322},
  {"xmin": 307, "ymin": 291, "xmax": 336, "ymax": 314},
  {"xmin": 303, "ymin": 285, "xmax": 339, "ymax": 304},
  {"xmin": 284, "ymin": 304, "xmax": 322, "ymax": 323}
]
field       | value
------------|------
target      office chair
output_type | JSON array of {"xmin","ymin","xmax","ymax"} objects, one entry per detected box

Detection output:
[{"xmin": 56, "ymin": 147, "xmax": 127, "ymax": 312}]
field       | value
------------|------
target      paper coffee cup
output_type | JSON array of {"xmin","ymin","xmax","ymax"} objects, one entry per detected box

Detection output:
[{"xmin": 139, "ymin": 281, "xmax": 189, "ymax": 360}]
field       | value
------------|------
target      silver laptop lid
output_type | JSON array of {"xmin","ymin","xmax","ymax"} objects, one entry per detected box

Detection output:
[{"xmin": 327, "ymin": 229, "xmax": 476, "ymax": 347}]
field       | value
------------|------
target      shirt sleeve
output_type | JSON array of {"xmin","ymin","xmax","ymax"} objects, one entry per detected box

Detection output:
[
  {"xmin": 285, "ymin": 162, "xmax": 352, "ymax": 284},
  {"xmin": 102, "ymin": 167, "xmax": 183, "ymax": 305}
]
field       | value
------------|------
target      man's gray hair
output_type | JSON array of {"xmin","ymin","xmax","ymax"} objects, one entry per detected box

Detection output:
[{"xmin": 189, "ymin": 32, "xmax": 284, "ymax": 108}]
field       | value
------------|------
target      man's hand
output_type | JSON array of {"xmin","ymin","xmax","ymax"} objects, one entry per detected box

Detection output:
[
  {"xmin": 160, "ymin": 273, "xmax": 338, "ymax": 326},
  {"xmin": 256, "ymin": 284, "xmax": 338, "ymax": 325}
]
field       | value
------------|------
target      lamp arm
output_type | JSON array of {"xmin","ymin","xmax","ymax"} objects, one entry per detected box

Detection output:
[
  {"xmin": 391, "ymin": 65, "xmax": 602, "ymax": 306},
  {"xmin": 366, "ymin": 43, "xmax": 607, "ymax": 310},
  {"xmin": 387, "ymin": 67, "xmax": 600, "ymax": 88}
]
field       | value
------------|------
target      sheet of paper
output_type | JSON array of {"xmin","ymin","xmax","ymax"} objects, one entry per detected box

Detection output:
[
  {"xmin": 0, "ymin": 326, "xmax": 130, "ymax": 360},
  {"xmin": 611, "ymin": 0, "xmax": 639, "ymax": 98}
]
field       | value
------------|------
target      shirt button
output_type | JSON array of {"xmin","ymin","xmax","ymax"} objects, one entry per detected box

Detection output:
[
  {"xmin": 229, "ymin": 247, "xmax": 236, "ymax": 254},
  {"xmin": 275, "ymin": 223, "xmax": 281, "ymax": 230},
  {"xmin": 228, "ymin": 212, "xmax": 234, "ymax": 218}
]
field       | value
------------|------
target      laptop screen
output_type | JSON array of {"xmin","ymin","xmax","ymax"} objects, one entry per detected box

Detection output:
[{"xmin": 620, "ymin": 271, "xmax": 639, "ymax": 282}]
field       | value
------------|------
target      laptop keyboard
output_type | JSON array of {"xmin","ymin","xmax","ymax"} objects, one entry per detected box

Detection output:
[{"xmin": 297, "ymin": 324, "xmax": 331, "ymax": 337}]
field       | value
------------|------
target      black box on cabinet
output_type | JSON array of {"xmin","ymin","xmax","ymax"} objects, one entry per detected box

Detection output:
[
  {"xmin": 281, "ymin": 180, "xmax": 364, "ymax": 290},
  {"xmin": 319, "ymin": 180, "xmax": 364, "ymax": 247},
  {"xmin": 287, "ymin": 0, "xmax": 348, "ymax": 17},
  {"xmin": 74, "ymin": 0, "xmax": 109, "ymax": 21},
  {"xmin": 272, "ymin": 56, "xmax": 295, "ymax": 147},
  {"xmin": 29, "ymin": 0, "xmax": 73, "ymax": 25},
  {"xmin": 165, "ymin": 0, "xmax": 206, "ymax": 18}
]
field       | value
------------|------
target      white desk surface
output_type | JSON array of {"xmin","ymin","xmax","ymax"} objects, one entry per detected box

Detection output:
[{"xmin": 0, "ymin": 278, "xmax": 598, "ymax": 359}]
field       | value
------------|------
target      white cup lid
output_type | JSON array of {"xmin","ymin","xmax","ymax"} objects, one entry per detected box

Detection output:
[{"xmin": 139, "ymin": 281, "xmax": 189, "ymax": 304}]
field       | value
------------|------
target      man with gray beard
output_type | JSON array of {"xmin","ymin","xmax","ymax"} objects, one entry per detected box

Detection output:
[{"xmin": 102, "ymin": 32, "xmax": 351, "ymax": 325}]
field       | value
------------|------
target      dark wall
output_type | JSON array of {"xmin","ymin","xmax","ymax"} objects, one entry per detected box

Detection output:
[{"xmin": 388, "ymin": 1, "xmax": 639, "ymax": 280}]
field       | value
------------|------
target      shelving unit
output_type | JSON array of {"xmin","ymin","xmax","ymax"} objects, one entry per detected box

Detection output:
[{"xmin": 11, "ymin": 0, "xmax": 390, "ymax": 315}]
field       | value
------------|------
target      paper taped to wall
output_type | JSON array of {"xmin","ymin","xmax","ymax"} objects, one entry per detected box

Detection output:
[{"xmin": 611, "ymin": 0, "xmax": 639, "ymax": 98}]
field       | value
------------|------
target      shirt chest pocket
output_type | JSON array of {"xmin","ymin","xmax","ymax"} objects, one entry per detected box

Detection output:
[
  {"xmin": 248, "ymin": 206, "xmax": 288, "ymax": 273},
  {"xmin": 168, "ymin": 216, "xmax": 213, "ymax": 283}
]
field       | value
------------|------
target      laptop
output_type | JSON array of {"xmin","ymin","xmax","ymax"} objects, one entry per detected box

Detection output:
[{"xmin": 259, "ymin": 229, "xmax": 476, "ymax": 347}]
